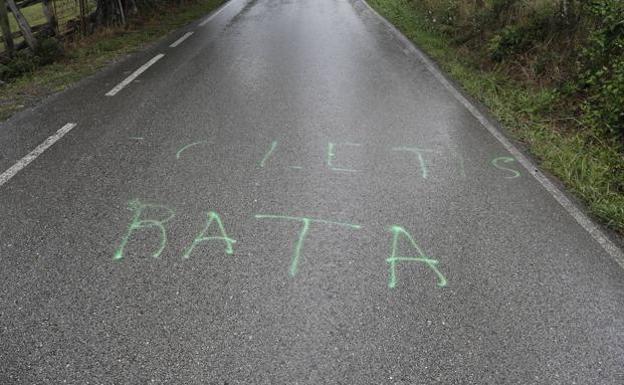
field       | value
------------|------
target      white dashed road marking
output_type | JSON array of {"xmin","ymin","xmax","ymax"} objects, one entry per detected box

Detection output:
[
  {"xmin": 199, "ymin": 0, "xmax": 234, "ymax": 26},
  {"xmin": 105, "ymin": 54, "xmax": 165, "ymax": 96},
  {"xmin": 170, "ymin": 32, "xmax": 194, "ymax": 48},
  {"xmin": 0, "ymin": 123, "xmax": 77, "ymax": 188}
]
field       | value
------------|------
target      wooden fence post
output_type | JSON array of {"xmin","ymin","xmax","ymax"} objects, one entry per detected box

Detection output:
[
  {"xmin": 42, "ymin": 0, "xmax": 57, "ymax": 35},
  {"xmin": 6, "ymin": 0, "xmax": 36, "ymax": 50},
  {"xmin": 78, "ymin": 0, "xmax": 84, "ymax": 33},
  {"xmin": 0, "ymin": 0, "xmax": 14, "ymax": 55}
]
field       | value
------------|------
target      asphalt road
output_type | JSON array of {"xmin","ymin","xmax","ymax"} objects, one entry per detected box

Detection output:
[{"xmin": 1, "ymin": 0, "xmax": 623, "ymax": 383}]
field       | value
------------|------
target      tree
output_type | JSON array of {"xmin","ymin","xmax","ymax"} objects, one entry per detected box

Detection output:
[{"xmin": 94, "ymin": 0, "xmax": 140, "ymax": 26}]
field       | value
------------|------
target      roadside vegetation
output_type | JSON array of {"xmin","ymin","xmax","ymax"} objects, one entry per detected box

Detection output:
[
  {"xmin": 0, "ymin": 0, "xmax": 224, "ymax": 119},
  {"xmin": 367, "ymin": 0, "xmax": 624, "ymax": 233}
]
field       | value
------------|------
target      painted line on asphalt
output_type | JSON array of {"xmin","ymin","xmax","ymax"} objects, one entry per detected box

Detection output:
[
  {"xmin": 198, "ymin": 0, "xmax": 234, "ymax": 26},
  {"xmin": 105, "ymin": 54, "xmax": 165, "ymax": 96},
  {"xmin": 0, "ymin": 123, "xmax": 77, "ymax": 188},
  {"xmin": 170, "ymin": 32, "xmax": 194, "ymax": 48},
  {"xmin": 360, "ymin": 0, "xmax": 624, "ymax": 267}
]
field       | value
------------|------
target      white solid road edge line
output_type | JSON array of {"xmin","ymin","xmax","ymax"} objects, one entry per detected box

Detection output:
[
  {"xmin": 360, "ymin": 0, "xmax": 624, "ymax": 267},
  {"xmin": 170, "ymin": 32, "xmax": 194, "ymax": 48},
  {"xmin": 105, "ymin": 53, "xmax": 165, "ymax": 96},
  {"xmin": 0, "ymin": 123, "xmax": 77, "ymax": 188},
  {"xmin": 198, "ymin": 0, "xmax": 234, "ymax": 26}
]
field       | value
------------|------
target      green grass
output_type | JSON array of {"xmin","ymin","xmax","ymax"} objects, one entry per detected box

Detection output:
[
  {"xmin": 367, "ymin": 0, "xmax": 624, "ymax": 233},
  {"xmin": 0, "ymin": 0, "xmax": 225, "ymax": 119}
]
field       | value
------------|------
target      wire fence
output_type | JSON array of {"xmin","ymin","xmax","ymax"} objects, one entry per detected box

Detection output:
[{"xmin": 53, "ymin": 0, "xmax": 96, "ymax": 34}]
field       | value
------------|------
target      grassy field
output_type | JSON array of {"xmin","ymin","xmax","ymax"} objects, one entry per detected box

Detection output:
[
  {"xmin": 0, "ymin": 0, "xmax": 225, "ymax": 119},
  {"xmin": 367, "ymin": 0, "xmax": 624, "ymax": 234}
]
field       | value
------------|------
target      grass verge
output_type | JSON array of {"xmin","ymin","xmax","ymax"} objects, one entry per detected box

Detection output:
[
  {"xmin": 367, "ymin": 0, "xmax": 624, "ymax": 234},
  {"xmin": 0, "ymin": 0, "xmax": 225, "ymax": 120}
]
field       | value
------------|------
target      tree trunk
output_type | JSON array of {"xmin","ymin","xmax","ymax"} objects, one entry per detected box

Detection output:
[
  {"xmin": 95, "ymin": 0, "xmax": 129, "ymax": 26},
  {"xmin": 79, "ymin": 0, "xmax": 87, "ymax": 33},
  {"xmin": 6, "ymin": 0, "xmax": 36, "ymax": 50},
  {"xmin": 116, "ymin": 0, "xmax": 125, "ymax": 25},
  {"xmin": 127, "ymin": 0, "xmax": 138, "ymax": 16}
]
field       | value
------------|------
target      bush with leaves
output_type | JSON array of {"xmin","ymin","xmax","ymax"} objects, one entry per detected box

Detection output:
[
  {"xmin": 578, "ymin": 0, "xmax": 624, "ymax": 137},
  {"xmin": 0, "ymin": 37, "xmax": 63, "ymax": 81}
]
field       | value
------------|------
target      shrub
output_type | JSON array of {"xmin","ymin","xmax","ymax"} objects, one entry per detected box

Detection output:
[
  {"xmin": 34, "ymin": 37, "xmax": 65, "ymax": 66},
  {"xmin": 487, "ymin": 25, "xmax": 524, "ymax": 61},
  {"xmin": 0, "ymin": 51, "xmax": 38, "ymax": 80},
  {"xmin": 0, "ymin": 37, "xmax": 64, "ymax": 81},
  {"xmin": 579, "ymin": 0, "xmax": 624, "ymax": 137}
]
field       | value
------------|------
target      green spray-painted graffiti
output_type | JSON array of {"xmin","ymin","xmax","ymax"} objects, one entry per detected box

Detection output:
[
  {"xmin": 327, "ymin": 142, "xmax": 362, "ymax": 172},
  {"xmin": 254, "ymin": 214, "xmax": 362, "ymax": 276},
  {"xmin": 176, "ymin": 141, "xmax": 209, "ymax": 160},
  {"xmin": 457, "ymin": 154, "xmax": 466, "ymax": 179},
  {"xmin": 387, "ymin": 225, "xmax": 447, "ymax": 288},
  {"xmin": 113, "ymin": 201, "xmax": 448, "ymax": 289},
  {"xmin": 113, "ymin": 199, "xmax": 175, "ymax": 260},
  {"xmin": 169, "ymin": 139, "xmax": 492, "ymax": 180},
  {"xmin": 491, "ymin": 156, "xmax": 520, "ymax": 179},
  {"xmin": 259, "ymin": 141, "xmax": 278, "ymax": 168},
  {"xmin": 156, "ymin": 139, "xmax": 470, "ymax": 178},
  {"xmin": 182, "ymin": 211, "xmax": 236, "ymax": 258},
  {"xmin": 392, "ymin": 147, "xmax": 434, "ymax": 179}
]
